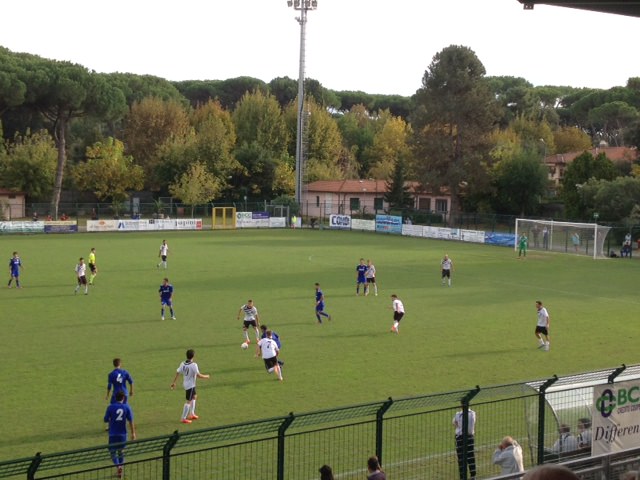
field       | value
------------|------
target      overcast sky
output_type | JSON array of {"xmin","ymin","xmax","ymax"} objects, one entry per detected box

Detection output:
[{"xmin": 1, "ymin": 0, "xmax": 638, "ymax": 97}]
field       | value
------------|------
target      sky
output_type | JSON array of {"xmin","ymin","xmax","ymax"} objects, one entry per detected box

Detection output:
[{"xmin": 1, "ymin": 0, "xmax": 638, "ymax": 97}]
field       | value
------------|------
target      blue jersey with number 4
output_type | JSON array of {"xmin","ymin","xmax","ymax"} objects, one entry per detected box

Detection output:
[{"xmin": 108, "ymin": 368, "xmax": 133, "ymax": 400}]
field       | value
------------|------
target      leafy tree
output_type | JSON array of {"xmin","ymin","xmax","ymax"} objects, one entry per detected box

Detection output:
[
  {"xmin": 233, "ymin": 91, "xmax": 289, "ymax": 197},
  {"xmin": 561, "ymin": 151, "xmax": 618, "ymax": 219},
  {"xmin": 337, "ymin": 104, "xmax": 376, "ymax": 177},
  {"xmin": 169, "ymin": 162, "xmax": 220, "ymax": 217},
  {"xmin": 509, "ymin": 116, "xmax": 555, "ymax": 156},
  {"xmin": 10, "ymin": 53, "xmax": 128, "ymax": 218},
  {"xmin": 366, "ymin": 111, "xmax": 412, "ymax": 180},
  {"xmin": 73, "ymin": 137, "xmax": 144, "ymax": 215},
  {"xmin": 108, "ymin": 73, "xmax": 188, "ymax": 107},
  {"xmin": 553, "ymin": 126, "xmax": 592, "ymax": 154},
  {"xmin": 124, "ymin": 96, "xmax": 190, "ymax": 190},
  {"xmin": 0, "ymin": 129, "xmax": 57, "ymax": 201},
  {"xmin": 284, "ymin": 98, "xmax": 352, "ymax": 182},
  {"xmin": 384, "ymin": 157, "xmax": 414, "ymax": 211},
  {"xmin": 268, "ymin": 77, "xmax": 298, "ymax": 108},
  {"xmin": 411, "ymin": 45, "xmax": 500, "ymax": 214},
  {"xmin": 157, "ymin": 100, "xmax": 239, "ymax": 197},
  {"xmin": 581, "ymin": 176, "xmax": 640, "ymax": 222},
  {"xmin": 587, "ymin": 101, "xmax": 639, "ymax": 146},
  {"xmin": 385, "ymin": 158, "xmax": 413, "ymax": 212},
  {"xmin": 0, "ymin": 47, "xmax": 27, "ymax": 115},
  {"xmin": 491, "ymin": 149, "xmax": 548, "ymax": 216}
]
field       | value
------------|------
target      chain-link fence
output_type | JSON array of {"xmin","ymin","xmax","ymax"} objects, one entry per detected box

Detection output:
[{"xmin": 2, "ymin": 364, "xmax": 638, "ymax": 480}]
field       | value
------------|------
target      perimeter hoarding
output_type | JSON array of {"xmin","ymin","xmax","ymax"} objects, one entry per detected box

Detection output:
[
  {"xmin": 375, "ymin": 215, "xmax": 402, "ymax": 234},
  {"xmin": 592, "ymin": 380, "xmax": 640, "ymax": 455}
]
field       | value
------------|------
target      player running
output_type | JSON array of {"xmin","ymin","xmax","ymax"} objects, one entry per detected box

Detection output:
[
  {"xmin": 315, "ymin": 283, "xmax": 331, "ymax": 324},
  {"xmin": 390, "ymin": 294, "xmax": 405, "ymax": 334},
  {"xmin": 238, "ymin": 299, "xmax": 260, "ymax": 344},
  {"xmin": 159, "ymin": 277, "xmax": 176, "ymax": 320}
]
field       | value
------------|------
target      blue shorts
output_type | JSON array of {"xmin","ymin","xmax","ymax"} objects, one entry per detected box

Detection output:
[
  {"xmin": 108, "ymin": 434, "xmax": 127, "ymax": 447},
  {"xmin": 316, "ymin": 303, "xmax": 325, "ymax": 312},
  {"xmin": 11, "ymin": 270, "xmax": 20, "ymax": 277},
  {"xmin": 161, "ymin": 299, "xmax": 172, "ymax": 307}
]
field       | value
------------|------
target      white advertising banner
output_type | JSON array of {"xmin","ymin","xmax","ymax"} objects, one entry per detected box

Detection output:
[
  {"xmin": 351, "ymin": 219, "xmax": 375, "ymax": 231},
  {"xmin": 329, "ymin": 214, "xmax": 351, "ymax": 230},
  {"xmin": 87, "ymin": 219, "xmax": 202, "ymax": 232},
  {"xmin": 461, "ymin": 229, "xmax": 486, "ymax": 243},
  {"xmin": 236, "ymin": 212, "xmax": 270, "ymax": 228},
  {"xmin": 269, "ymin": 217, "xmax": 286, "ymax": 228},
  {"xmin": 87, "ymin": 220, "xmax": 118, "ymax": 232},
  {"xmin": 592, "ymin": 381, "xmax": 640, "ymax": 455},
  {"xmin": 423, "ymin": 226, "xmax": 461, "ymax": 240},
  {"xmin": 402, "ymin": 225, "xmax": 424, "ymax": 237}
]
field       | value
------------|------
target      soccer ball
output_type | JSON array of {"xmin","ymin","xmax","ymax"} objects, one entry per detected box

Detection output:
[{"xmin": 241, "ymin": 342, "xmax": 249, "ymax": 350}]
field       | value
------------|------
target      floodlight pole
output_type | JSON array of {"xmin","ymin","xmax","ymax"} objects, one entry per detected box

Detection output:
[{"xmin": 287, "ymin": 0, "xmax": 317, "ymax": 207}]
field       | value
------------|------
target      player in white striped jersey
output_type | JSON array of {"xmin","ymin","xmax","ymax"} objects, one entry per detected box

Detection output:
[
  {"xmin": 390, "ymin": 294, "xmax": 404, "ymax": 334},
  {"xmin": 74, "ymin": 257, "xmax": 89, "ymax": 295},
  {"xmin": 238, "ymin": 299, "xmax": 261, "ymax": 344},
  {"xmin": 365, "ymin": 259, "xmax": 378, "ymax": 296},
  {"xmin": 441, "ymin": 254, "xmax": 453, "ymax": 287},
  {"xmin": 170, "ymin": 349, "xmax": 210, "ymax": 424},
  {"xmin": 157, "ymin": 240, "xmax": 169, "ymax": 269}
]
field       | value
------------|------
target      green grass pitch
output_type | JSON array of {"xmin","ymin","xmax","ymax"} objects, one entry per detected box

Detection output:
[{"xmin": 0, "ymin": 228, "xmax": 637, "ymax": 461}]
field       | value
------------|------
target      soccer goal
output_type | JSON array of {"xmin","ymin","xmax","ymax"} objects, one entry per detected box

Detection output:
[
  {"xmin": 515, "ymin": 219, "xmax": 611, "ymax": 259},
  {"xmin": 212, "ymin": 207, "xmax": 236, "ymax": 230}
]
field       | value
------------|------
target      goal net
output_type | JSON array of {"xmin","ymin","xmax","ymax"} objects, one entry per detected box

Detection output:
[{"xmin": 515, "ymin": 219, "xmax": 611, "ymax": 259}]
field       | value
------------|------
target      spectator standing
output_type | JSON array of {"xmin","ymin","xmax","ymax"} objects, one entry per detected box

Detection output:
[{"xmin": 453, "ymin": 405, "xmax": 477, "ymax": 480}]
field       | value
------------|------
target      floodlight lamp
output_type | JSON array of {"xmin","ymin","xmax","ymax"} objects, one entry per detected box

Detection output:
[
  {"xmin": 294, "ymin": 0, "xmax": 300, "ymax": 7},
  {"xmin": 287, "ymin": 0, "xmax": 293, "ymax": 6},
  {"xmin": 311, "ymin": 0, "xmax": 318, "ymax": 7}
]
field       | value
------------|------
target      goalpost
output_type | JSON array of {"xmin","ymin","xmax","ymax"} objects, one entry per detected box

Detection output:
[
  {"xmin": 515, "ymin": 219, "xmax": 611, "ymax": 259},
  {"xmin": 212, "ymin": 207, "xmax": 236, "ymax": 230}
]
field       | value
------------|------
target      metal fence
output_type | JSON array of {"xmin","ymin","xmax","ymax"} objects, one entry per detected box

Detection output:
[{"xmin": 2, "ymin": 364, "xmax": 639, "ymax": 480}]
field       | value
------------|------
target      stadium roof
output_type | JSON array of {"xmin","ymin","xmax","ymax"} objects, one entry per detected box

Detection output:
[{"xmin": 517, "ymin": 0, "xmax": 640, "ymax": 18}]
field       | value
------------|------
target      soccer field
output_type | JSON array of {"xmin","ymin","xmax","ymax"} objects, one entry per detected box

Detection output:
[{"xmin": 0, "ymin": 228, "xmax": 637, "ymax": 461}]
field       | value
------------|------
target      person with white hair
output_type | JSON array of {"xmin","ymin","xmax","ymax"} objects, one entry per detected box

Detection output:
[{"xmin": 493, "ymin": 436, "xmax": 524, "ymax": 476}]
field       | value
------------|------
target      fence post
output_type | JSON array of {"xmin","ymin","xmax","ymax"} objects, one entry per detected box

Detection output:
[
  {"xmin": 26, "ymin": 452, "xmax": 42, "ymax": 480},
  {"xmin": 608, "ymin": 364, "xmax": 626, "ymax": 384},
  {"xmin": 537, "ymin": 375, "xmax": 558, "ymax": 465},
  {"xmin": 162, "ymin": 430, "xmax": 180, "ymax": 480},
  {"xmin": 277, "ymin": 413, "xmax": 295, "ymax": 480},
  {"xmin": 375, "ymin": 398, "xmax": 394, "ymax": 466}
]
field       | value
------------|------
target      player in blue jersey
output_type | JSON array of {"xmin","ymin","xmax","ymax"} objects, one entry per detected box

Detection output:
[
  {"xmin": 356, "ymin": 258, "xmax": 368, "ymax": 295},
  {"xmin": 104, "ymin": 391, "xmax": 136, "ymax": 479},
  {"xmin": 8, "ymin": 251, "xmax": 23, "ymax": 288},
  {"xmin": 314, "ymin": 282, "xmax": 331, "ymax": 324},
  {"xmin": 159, "ymin": 277, "xmax": 176, "ymax": 320},
  {"xmin": 106, "ymin": 358, "xmax": 135, "ymax": 404}
]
